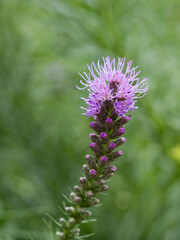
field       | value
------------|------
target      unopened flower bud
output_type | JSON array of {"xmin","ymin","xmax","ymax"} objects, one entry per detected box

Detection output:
[
  {"xmin": 100, "ymin": 132, "xmax": 108, "ymax": 143},
  {"xmin": 89, "ymin": 142, "xmax": 95, "ymax": 151},
  {"xmin": 89, "ymin": 169, "xmax": 96, "ymax": 177},
  {"xmin": 119, "ymin": 128, "xmax": 126, "ymax": 134},
  {"xmin": 82, "ymin": 164, "xmax": 89, "ymax": 177},
  {"xmin": 89, "ymin": 121, "xmax": 104, "ymax": 133},
  {"xmin": 56, "ymin": 231, "xmax": 64, "ymax": 239},
  {"xmin": 111, "ymin": 166, "xmax": 117, "ymax": 172},
  {"xmin": 89, "ymin": 133, "xmax": 99, "ymax": 143},
  {"xmin": 79, "ymin": 177, "xmax": 86, "ymax": 183},
  {"xmin": 78, "ymin": 207, "xmax": 85, "ymax": 214},
  {"xmin": 105, "ymin": 118, "xmax": 113, "ymax": 131},
  {"xmin": 74, "ymin": 196, "xmax": 82, "ymax": 204},
  {"xmin": 101, "ymin": 155, "xmax": 108, "ymax": 162},
  {"xmin": 99, "ymin": 155, "xmax": 108, "ymax": 166},
  {"xmin": 65, "ymin": 206, "xmax": 74, "ymax": 215},
  {"xmin": 91, "ymin": 198, "xmax": 100, "ymax": 205},
  {"xmin": 99, "ymin": 178, "xmax": 106, "ymax": 185},
  {"xmin": 110, "ymin": 109, "xmax": 118, "ymax": 121},
  {"xmin": 69, "ymin": 217, "xmax": 76, "ymax": 225},
  {"xmin": 89, "ymin": 142, "xmax": 101, "ymax": 155},
  {"xmin": 122, "ymin": 115, "xmax": 131, "ymax": 123},
  {"xmin": 100, "ymin": 167, "xmax": 111, "ymax": 175},
  {"xmin": 74, "ymin": 185, "xmax": 81, "ymax": 194},
  {"xmin": 97, "ymin": 110, "xmax": 107, "ymax": 123},
  {"xmin": 78, "ymin": 208, "xmax": 91, "ymax": 219},
  {"xmin": 75, "ymin": 228, "xmax": 80, "ymax": 234},
  {"xmin": 114, "ymin": 115, "xmax": 131, "ymax": 128},
  {"xmin": 85, "ymin": 154, "xmax": 96, "ymax": 168},
  {"xmin": 114, "ymin": 137, "xmax": 126, "ymax": 146},
  {"xmin": 84, "ymin": 210, "xmax": 92, "ymax": 218},
  {"xmin": 104, "ymin": 173, "xmax": 113, "ymax": 180},
  {"xmin": 105, "ymin": 142, "xmax": 116, "ymax": 153},
  {"xmin": 83, "ymin": 164, "xmax": 88, "ymax": 169},
  {"xmin": 100, "ymin": 185, "xmax": 108, "ymax": 192},
  {"xmin": 79, "ymin": 177, "xmax": 88, "ymax": 188},
  {"xmin": 59, "ymin": 218, "xmax": 67, "ymax": 227},
  {"xmin": 110, "ymin": 128, "xmax": 126, "ymax": 139},
  {"xmin": 108, "ymin": 150, "xmax": 123, "ymax": 160},
  {"xmin": 70, "ymin": 192, "xmax": 76, "ymax": 200},
  {"xmin": 85, "ymin": 191, "xmax": 94, "ymax": 198},
  {"xmin": 101, "ymin": 165, "xmax": 117, "ymax": 175},
  {"xmin": 71, "ymin": 228, "xmax": 80, "ymax": 236},
  {"xmin": 85, "ymin": 154, "xmax": 93, "ymax": 161}
]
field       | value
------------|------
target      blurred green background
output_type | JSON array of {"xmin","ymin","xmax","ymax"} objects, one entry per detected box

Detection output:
[{"xmin": 0, "ymin": 0, "xmax": 180, "ymax": 239}]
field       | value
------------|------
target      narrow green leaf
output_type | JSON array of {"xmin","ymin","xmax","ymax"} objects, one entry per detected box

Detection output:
[
  {"xmin": 42, "ymin": 218, "xmax": 49, "ymax": 227},
  {"xmin": 82, "ymin": 219, "xmax": 97, "ymax": 224},
  {"xmin": 46, "ymin": 213, "xmax": 62, "ymax": 227},
  {"xmin": 58, "ymin": 205, "xmax": 67, "ymax": 215},
  {"xmin": 75, "ymin": 237, "xmax": 81, "ymax": 240},
  {"xmin": 94, "ymin": 203, "xmax": 102, "ymax": 207},
  {"xmin": 68, "ymin": 187, "xmax": 73, "ymax": 192},
  {"xmin": 62, "ymin": 193, "xmax": 73, "ymax": 204},
  {"xmin": 78, "ymin": 233, "xmax": 95, "ymax": 239},
  {"xmin": 99, "ymin": 192, "xmax": 109, "ymax": 195},
  {"xmin": 62, "ymin": 201, "xmax": 67, "ymax": 210}
]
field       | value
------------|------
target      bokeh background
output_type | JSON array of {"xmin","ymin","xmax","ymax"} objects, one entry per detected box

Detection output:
[{"xmin": 0, "ymin": 0, "xmax": 180, "ymax": 239}]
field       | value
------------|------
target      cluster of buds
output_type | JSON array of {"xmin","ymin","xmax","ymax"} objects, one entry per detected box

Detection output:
[{"xmin": 56, "ymin": 100, "xmax": 130, "ymax": 239}]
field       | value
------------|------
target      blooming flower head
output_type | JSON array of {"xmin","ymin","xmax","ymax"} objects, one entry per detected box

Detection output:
[{"xmin": 77, "ymin": 57, "xmax": 148, "ymax": 117}]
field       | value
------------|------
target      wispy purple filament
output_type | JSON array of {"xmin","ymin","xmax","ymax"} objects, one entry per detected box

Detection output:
[{"xmin": 77, "ymin": 57, "xmax": 148, "ymax": 117}]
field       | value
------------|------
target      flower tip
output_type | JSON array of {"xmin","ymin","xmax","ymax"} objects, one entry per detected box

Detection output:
[
  {"xmin": 105, "ymin": 118, "xmax": 113, "ymax": 124},
  {"xmin": 101, "ymin": 155, "xmax": 108, "ymax": 162},
  {"xmin": 100, "ymin": 132, "xmax": 107, "ymax": 139},
  {"xmin": 119, "ymin": 128, "xmax": 126, "ymax": 135},
  {"xmin": 121, "ymin": 137, "xmax": 126, "ymax": 143},
  {"xmin": 89, "ymin": 142, "xmax": 95, "ymax": 148},
  {"xmin": 118, "ymin": 150, "xmax": 123, "ymax": 156},
  {"xmin": 105, "ymin": 118, "xmax": 113, "ymax": 131},
  {"xmin": 109, "ymin": 142, "xmax": 116, "ymax": 149},
  {"xmin": 124, "ymin": 115, "xmax": 131, "ymax": 122},
  {"xmin": 89, "ymin": 133, "xmax": 99, "ymax": 142},
  {"xmin": 89, "ymin": 122, "xmax": 94, "ymax": 128},
  {"xmin": 85, "ymin": 154, "xmax": 91, "ymax": 160},
  {"xmin": 89, "ymin": 133, "xmax": 95, "ymax": 138},
  {"xmin": 56, "ymin": 231, "xmax": 64, "ymax": 237},
  {"xmin": 89, "ymin": 169, "xmax": 96, "ymax": 175},
  {"xmin": 111, "ymin": 166, "xmax": 117, "ymax": 172}
]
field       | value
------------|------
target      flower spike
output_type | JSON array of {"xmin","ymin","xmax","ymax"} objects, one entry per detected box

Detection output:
[
  {"xmin": 56, "ymin": 57, "xmax": 148, "ymax": 240},
  {"xmin": 78, "ymin": 57, "xmax": 148, "ymax": 117}
]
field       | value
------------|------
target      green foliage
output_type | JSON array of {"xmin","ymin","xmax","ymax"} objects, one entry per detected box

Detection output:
[{"xmin": 0, "ymin": 0, "xmax": 180, "ymax": 239}]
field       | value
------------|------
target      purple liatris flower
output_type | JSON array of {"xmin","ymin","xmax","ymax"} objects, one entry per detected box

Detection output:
[
  {"xmin": 77, "ymin": 57, "xmax": 148, "ymax": 117},
  {"xmin": 56, "ymin": 57, "xmax": 148, "ymax": 240}
]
